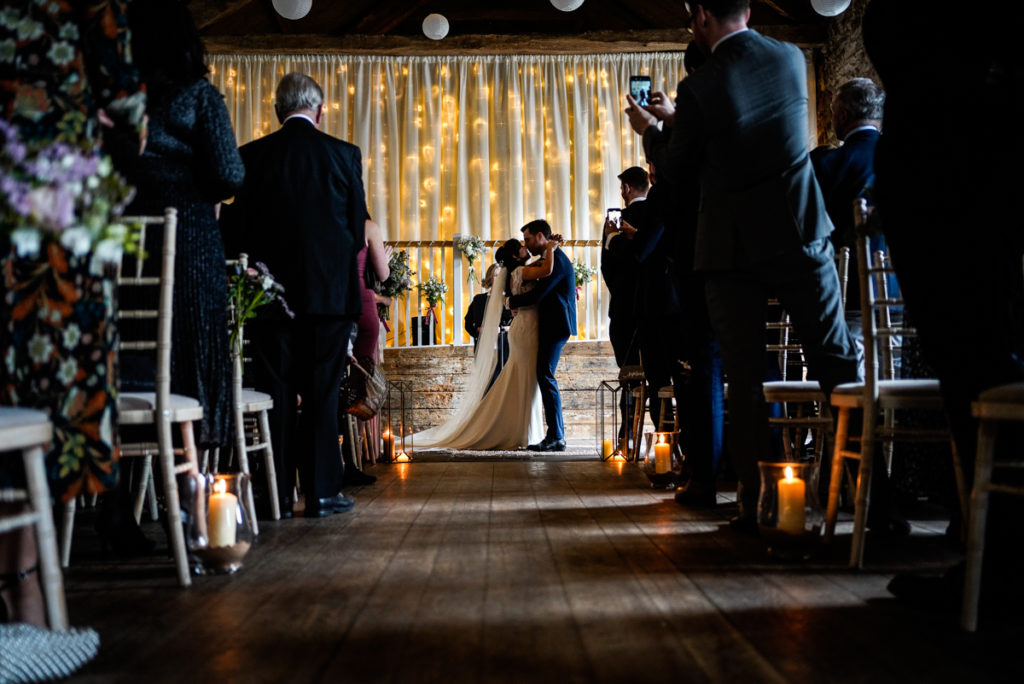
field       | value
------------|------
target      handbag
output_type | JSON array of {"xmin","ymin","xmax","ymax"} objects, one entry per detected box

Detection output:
[{"xmin": 339, "ymin": 355, "xmax": 387, "ymax": 420}]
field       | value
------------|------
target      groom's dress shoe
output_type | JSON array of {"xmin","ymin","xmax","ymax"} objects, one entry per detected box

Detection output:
[
  {"xmin": 528, "ymin": 441, "xmax": 545, "ymax": 451},
  {"xmin": 305, "ymin": 493, "xmax": 355, "ymax": 518},
  {"xmin": 539, "ymin": 438, "xmax": 566, "ymax": 452}
]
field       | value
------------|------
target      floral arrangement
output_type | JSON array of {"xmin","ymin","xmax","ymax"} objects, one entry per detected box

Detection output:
[
  {"xmin": 376, "ymin": 248, "xmax": 413, "ymax": 323},
  {"xmin": 418, "ymin": 276, "xmax": 448, "ymax": 308},
  {"xmin": 573, "ymin": 258, "xmax": 598, "ymax": 288},
  {"xmin": 453, "ymin": 234, "xmax": 485, "ymax": 283},
  {"xmin": 228, "ymin": 261, "xmax": 294, "ymax": 351},
  {"xmin": 0, "ymin": 119, "xmax": 140, "ymax": 271}
]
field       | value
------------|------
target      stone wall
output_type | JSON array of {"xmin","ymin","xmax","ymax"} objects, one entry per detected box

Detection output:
[
  {"xmin": 815, "ymin": 0, "xmax": 878, "ymax": 146},
  {"xmin": 381, "ymin": 341, "xmax": 620, "ymax": 441}
]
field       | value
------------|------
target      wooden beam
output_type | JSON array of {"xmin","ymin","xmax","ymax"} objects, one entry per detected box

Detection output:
[
  {"xmin": 204, "ymin": 25, "xmax": 825, "ymax": 55},
  {"xmin": 191, "ymin": 0, "xmax": 255, "ymax": 31}
]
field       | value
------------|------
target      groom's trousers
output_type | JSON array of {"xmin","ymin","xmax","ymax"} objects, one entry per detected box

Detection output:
[{"xmin": 537, "ymin": 335, "xmax": 569, "ymax": 440}]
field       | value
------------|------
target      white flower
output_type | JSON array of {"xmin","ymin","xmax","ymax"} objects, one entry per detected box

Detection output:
[
  {"xmin": 16, "ymin": 18, "xmax": 44, "ymax": 41},
  {"xmin": 60, "ymin": 226, "xmax": 93, "ymax": 257},
  {"xmin": 4, "ymin": 346, "xmax": 15, "ymax": 375},
  {"xmin": 62, "ymin": 323, "xmax": 81, "ymax": 350},
  {"xmin": 0, "ymin": 38, "xmax": 16, "ymax": 63},
  {"xmin": 90, "ymin": 238, "xmax": 122, "ymax": 265},
  {"xmin": 9, "ymin": 228, "xmax": 41, "ymax": 258},
  {"xmin": 27, "ymin": 333, "xmax": 53, "ymax": 364},
  {"xmin": 57, "ymin": 358, "xmax": 77, "ymax": 385},
  {"xmin": 58, "ymin": 22, "xmax": 79, "ymax": 41},
  {"xmin": 0, "ymin": 9, "xmax": 20, "ymax": 29},
  {"xmin": 97, "ymin": 157, "xmax": 112, "ymax": 178},
  {"xmin": 261, "ymin": 276, "xmax": 274, "ymax": 291},
  {"xmin": 86, "ymin": 175, "xmax": 99, "ymax": 189},
  {"xmin": 47, "ymin": 40, "xmax": 75, "ymax": 67}
]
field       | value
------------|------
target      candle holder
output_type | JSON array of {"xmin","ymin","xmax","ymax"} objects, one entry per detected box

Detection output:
[
  {"xmin": 595, "ymin": 380, "xmax": 625, "ymax": 461},
  {"xmin": 382, "ymin": 379, "xmax": 409, "ymax": 463},
  {"xmin": 187, "ymin": 473, "xmax": 254, "ymax": 575},
  {"xmin": 756, "ymin": 461, "xmax": 823, "ymax": 559},
  {"xmin": 640, "ymin": 431, "xmax": 683, "ymax": 489}
]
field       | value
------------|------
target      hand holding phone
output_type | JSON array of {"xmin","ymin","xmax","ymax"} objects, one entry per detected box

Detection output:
[{"xmin": 629, "ymin": 75, "xmax": 652, "ymax": 108}]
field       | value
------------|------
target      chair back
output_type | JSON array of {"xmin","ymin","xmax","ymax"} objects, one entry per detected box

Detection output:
[{"xmin": 117, "ymin": 208, "xmax": 178, "ymax": 411}]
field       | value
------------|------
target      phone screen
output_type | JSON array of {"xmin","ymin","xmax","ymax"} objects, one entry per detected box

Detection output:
[
  {"xmin": 607, "ymin": 208, "xmax": 622, "ymax": 228},
  {"xmin": 629, "ymin": 75, "xmax": 652, "ymax": 107}
]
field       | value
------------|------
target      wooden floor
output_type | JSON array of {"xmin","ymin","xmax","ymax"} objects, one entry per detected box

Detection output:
[{"xmin": 64, "ymin": 460, "xmax": 1018, "ymax": 683}]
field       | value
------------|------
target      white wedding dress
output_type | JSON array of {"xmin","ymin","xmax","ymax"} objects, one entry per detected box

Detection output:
[{"xmin": 412, "ymin": 266, "xmax": 544, "ymax": 450}]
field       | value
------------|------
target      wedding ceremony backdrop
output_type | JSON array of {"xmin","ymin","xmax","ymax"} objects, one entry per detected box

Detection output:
[{"xmin": 209, "ymin": 52, "xmax": 818, "ymax": 346}]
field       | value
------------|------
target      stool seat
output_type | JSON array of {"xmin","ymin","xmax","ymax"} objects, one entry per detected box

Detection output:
[
  {"xmin": 831, "ymin": 379, "xmax": 943, "ymax": 410},
  {"xmin": 763, "ymin": 380, "xmax": 824, "ymax": 403}
]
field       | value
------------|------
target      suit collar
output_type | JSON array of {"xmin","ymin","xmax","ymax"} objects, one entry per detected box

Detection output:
[
  {"xmin": 842, "ymin": 126, "xmax": 880, "ymax": 142},
  {"xmin": 711, "ymin": 27, "xmax": 750, "ymax": 53},
  {"xmin": 283, "ymin": 114, "xmax": 317, "ymax": 129}
]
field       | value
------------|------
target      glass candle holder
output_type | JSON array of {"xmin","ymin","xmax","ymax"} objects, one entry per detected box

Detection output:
[
  {"xmin": 640, "ymin": 431, "xmax": 683, "ymax": 489},
  {"xmin": 187, "ymin": 473, "xmax": 254, "ymax": 575},
  {"xmin": 756, "ymin": 461, "xmax": 823, "ymax": 559}
]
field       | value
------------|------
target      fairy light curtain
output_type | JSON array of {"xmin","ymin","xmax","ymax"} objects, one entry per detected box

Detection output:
[{"xmin": 209, "ymin": 52, "xmax": 816, "ymax": 243}]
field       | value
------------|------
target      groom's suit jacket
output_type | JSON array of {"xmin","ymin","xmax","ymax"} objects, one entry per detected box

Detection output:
[
  {"xmin": 643, "ymin": 30, "xmax": 832, "ymax": 272},
  {"xmin": 508, "ymin": 248, "xmax": 577, "ymax": 342}
]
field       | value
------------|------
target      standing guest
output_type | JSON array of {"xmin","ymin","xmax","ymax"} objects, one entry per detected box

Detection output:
[
  {"xmin": 124, "ymin": 0, "xmax": 244, "ymax": 454},
  {"xmin": 601, "ymin": 167, "xmax": 647, "ymax": 447},
  {"xmin": 862, "ymin": 0, "xmax": 1024, "ymax": 602},
  {"xmin": 342, "ymin": 218, "xmax": 390, "ymax": 488},
  {"xmin": 627, "ymin": 0, "xmax": 860, "ymax": 532},
  {"xmin": 223, "ymin": 72, "xmax": 368, "ymax": 518},
  {"xmin": 464, "ymin": 263, "xmax": 513, "ymax": 390},
  {"xmin": 1, "ymin": 0, "xmax": 141, "ymax": 670}
]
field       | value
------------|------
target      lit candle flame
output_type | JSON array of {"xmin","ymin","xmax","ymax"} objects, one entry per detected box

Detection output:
[
  {"xmin": 214, "ymin": 478, "xmax": 227, "ymax": 495},
  {"xmin": 784, "ymin": 465, "xmax": 794, "ymax": 480}
]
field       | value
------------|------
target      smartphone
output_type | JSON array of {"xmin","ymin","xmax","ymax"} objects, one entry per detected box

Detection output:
[
  {"xmin": 606, "ymin": 208, "xmax": 622, "ymax": 228},
  {"xmin": 629, "ymin": 75, "xmax": 652, "ymax": 107}
]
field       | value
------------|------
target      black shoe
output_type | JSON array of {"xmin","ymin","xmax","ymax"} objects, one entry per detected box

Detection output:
[
  {"xmin": 728, "ymin": 514, "xmax": 760, "ymax": 536},
  {"xmin": 674, "ymin": 482, "xmax": 717, "ymax": 508},
  {"xmin": 304, "ymin": 493, "xmax": 355, "ymax": 518},
  {"xmin": 343, "ymin": 469, "xmax": 377, "ymax": 487},
  {"xmin": 279, "ymin": 495, "xmax": 294, "ymax": 519},
  {"xmin": 527, "ymin": 441, "xmax": 546, "ymax": 451},
  {"xmin": 539, "ymin": 438, "xmax": 566, "ymax": 452},
  {"xmin": 867, "ymin": 512, "xmax": 912, "ymax": 537}
]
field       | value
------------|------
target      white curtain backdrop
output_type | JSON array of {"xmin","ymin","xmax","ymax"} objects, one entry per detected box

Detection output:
[{"xmin": 209, "ymin": 52, "xmax": 816, "ymax": 243}]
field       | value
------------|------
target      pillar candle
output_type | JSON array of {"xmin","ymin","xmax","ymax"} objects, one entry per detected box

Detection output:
[
  {"xmin": 777, "ymin": 466, "xmax": 806, "ymax": 534},
  {"xmin": 382, "ymin": 430, "xmax": 395, "ymax": 461},
  {"xmin": 208, "ymin": 479, "xmax": 237, "ymax": 548},
  {"xmin": 654, "ymin": 436, "xmax": 670, "ymax": 474},
  {"xmin": 602, "ymin": 439, "xmax": 613, "ymax": 459}
]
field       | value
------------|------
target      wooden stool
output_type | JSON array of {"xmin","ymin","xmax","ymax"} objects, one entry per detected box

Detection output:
[{"xmin": 656, "ymin": 385, "xmax": 678, "ymax": 433}]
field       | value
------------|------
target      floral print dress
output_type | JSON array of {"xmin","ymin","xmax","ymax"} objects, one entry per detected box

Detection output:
[{"xmin": 1, "ymin": 0, "xmax": 143, "ymax": 501}]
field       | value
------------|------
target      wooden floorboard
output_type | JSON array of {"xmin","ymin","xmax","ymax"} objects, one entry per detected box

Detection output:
[{"xmin": 61, "ymin": 460, "xmax": 1020, "ymax": 683}]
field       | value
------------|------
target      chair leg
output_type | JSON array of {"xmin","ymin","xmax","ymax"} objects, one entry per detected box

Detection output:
[
  {"xmin": 850, "ymin": 409, "xmax": 878, "ymax": 569},
  {"xmin": 824, "ymin": 407, "xmax": 849, "ymax": 543},
  {"xmin": 22, "ymin": 445, "xmax": 69, "ymax": 630},
  {"xmin": 134, "ymin": 455, "xmax": 152, "ymax": 523},
  {"xmin": 162, "ymin": 420, "xmax": 192, "ymax": 587},
  {"xmin": 949, "ymin": 436, "xmax": 969, "ymax": 540},
  {"xmin": 146, "ymin": 471, "xmax": 158, "ymax": 522},
  {"xmin": 257, "ymin": 409, "xmax": 280, "ymax": 521},
  {"xmin": 630, "ymin": 385, "xmax": 645, "ymax": 461},
  {"xmin": 59, "ymin": 499, "xmax": 75, "ymax": 569},
  {"xmin": 962, "ymin": 419, "xmax": 997, "ymax": 632}
]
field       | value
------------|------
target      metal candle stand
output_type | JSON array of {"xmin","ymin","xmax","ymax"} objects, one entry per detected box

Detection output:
[
  {"xmin": 595, "ymin": 380, "xmax": 627, "ymax": 461},
  {"xmin": 382, "ymin": 379, "xmax": 412, "ymax": 463}
]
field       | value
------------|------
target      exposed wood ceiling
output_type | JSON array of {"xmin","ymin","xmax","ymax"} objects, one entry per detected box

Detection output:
[{"xmin": 196, "ymin": 0, "xmax": 830, "ymax": 54}]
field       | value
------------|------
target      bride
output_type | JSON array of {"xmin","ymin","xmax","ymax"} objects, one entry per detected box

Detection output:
[{"xmin": 413, "ymin": 236, "xmax": 562, "ymax": 450}]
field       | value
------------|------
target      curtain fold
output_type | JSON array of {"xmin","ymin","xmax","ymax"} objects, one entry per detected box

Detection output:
[{"xmin": 210, "ymin": 52, "xmax": 816, "ymax": 243}]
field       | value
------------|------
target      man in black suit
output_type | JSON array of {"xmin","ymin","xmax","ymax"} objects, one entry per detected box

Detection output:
[
  {"xmin": 223, "ymin": 72, "xmax": 367, "ymax": 518},
  {"xmin": 627, "ymin": 0, "xmax": 859, "ymax": 530},
  {"xmin": 601, "ymin": 166, "xmax": 648, "ymax": 445},
  {"xmin": 507, "ymin": 220, "xmax": 578, "ymax": 452}
]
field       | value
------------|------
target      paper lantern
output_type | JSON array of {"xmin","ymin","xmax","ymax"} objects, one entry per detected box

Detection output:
[
  {"xmin": 272, "ymin": 0, "xmax": 312, "ymax": 20},
  {"xmin": 810, "ymin": 0, "xmax": 851, "ymax": 17},
  {"xmin": 422, "ymin": 13, "xmax": 449, "ymax": 40},
  {"xmin": 550, "ymin": 0, "xmax": 585, "ymax": 10}
]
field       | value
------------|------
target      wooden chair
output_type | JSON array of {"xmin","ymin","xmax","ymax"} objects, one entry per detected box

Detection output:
[
  {"xmin": 0, "ymin": 409, "xmax": 66, "ymax": 630},
  {"xmin": 961, "ymin": 382, "xmax": 1024, "ymax": 631},
  {"xmin": 762, "ymin": 247, "xmax": 850, "ymax": 467},
  {"xmin": 226, "ymin": 253, "xmax": 279, "ymax": 528},
  {"xmin": 825, "ymin": 199, "xmax": 967, "ymax": 568},
  {"xmin": 60, "ymin": 208, "xmax": 200, "ymax": 585}
]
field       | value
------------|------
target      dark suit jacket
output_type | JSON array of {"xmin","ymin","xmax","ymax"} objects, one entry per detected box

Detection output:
[
  {"xmin": 813, "ymin": 128, "xmax": 880, "ymax": 250},
  {"xmin": 223, "ymin": 117, "xmax": 367, "ymax": 317},
  {"xmin": 465, "ymin": 292, "xmax": 513, "ymax": 341},
  {"xmin": 508, "ymin": 248, "xmax": 577, "ymax": 342},
  {"xmin": 606, "ymin": 192, "xmax": 680, "ymax": 318},
  {"xmin": 600, "ymin": 201, "xmax": 643, "ymax": 329},
  {"xmin": 644, "ymin": 30, "xmax": 832, "ymax": 272}
]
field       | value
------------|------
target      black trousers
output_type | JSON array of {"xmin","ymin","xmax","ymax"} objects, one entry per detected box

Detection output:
[{"xmin": 249, "ymin": 316, "xmax": 354, "ymax": 502}]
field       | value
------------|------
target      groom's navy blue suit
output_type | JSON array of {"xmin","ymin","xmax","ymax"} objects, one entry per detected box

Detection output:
[{"xmin": 508, "ymin": 248, "xmax": 577, "ymax": 441}]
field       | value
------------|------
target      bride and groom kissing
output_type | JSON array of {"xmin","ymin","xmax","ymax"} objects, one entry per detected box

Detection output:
[{"xmin": 414, "ymin": 220, "xmax": 577, "ymax": 452}]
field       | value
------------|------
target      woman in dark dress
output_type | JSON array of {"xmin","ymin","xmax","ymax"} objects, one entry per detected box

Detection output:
[{"xmin": 124, "ymin": 0, "xmax": 244, "ymax": 450}]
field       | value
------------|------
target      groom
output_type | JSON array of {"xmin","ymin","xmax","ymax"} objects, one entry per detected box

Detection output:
[{"xmin": 508, "ymin": 220, "xmax": 577, "ymax": 451}]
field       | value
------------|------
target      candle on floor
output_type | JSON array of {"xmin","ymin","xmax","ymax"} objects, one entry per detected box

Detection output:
[
  {"xmin": 208, "ymin": 477, "xmax": 238, "ymax": 548},
  {"xmin": 602, "ymin": 439, "xmax": 613, "ymax": 459},
  {"xmin": 382, "ymin": 429, "xmax": 395, "ymax": 461},
  {"xmin": 395, "ymin": 451, "xmax": 410, "ymax": 463},
  {"xmin": 777, "ymin": 465, "xmax": 806, "ymax": 534},
  {"xmin": 654, "ymin": 434, "xmax": 670, "ymax": 474}
]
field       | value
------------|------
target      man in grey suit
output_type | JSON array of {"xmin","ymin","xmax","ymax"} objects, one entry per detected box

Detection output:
[{"xmin": 626, "ymin": 0, "xmax": 859, "ymax": 531}]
